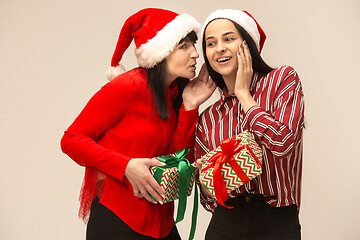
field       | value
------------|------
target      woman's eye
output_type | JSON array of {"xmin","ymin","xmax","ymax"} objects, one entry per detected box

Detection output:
[
  {"xmin": 225, "ymin": 37, "xmax": 234, "ymax": 41},
  {"xmin": 179, "ymin": 44, "xmax": 187, "ymax": 49},
  {"xmin": 207, "ymin": 42, "xmax": 215, "ymax": 47}
]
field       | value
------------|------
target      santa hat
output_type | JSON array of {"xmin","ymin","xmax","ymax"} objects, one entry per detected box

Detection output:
[
  {"xmin": 201, "ymin": 9, "xmax": 266, "ymax": 53},
  {"xmin": 106, "ymin": 8, "xmax": 201, "ymax": 80}
]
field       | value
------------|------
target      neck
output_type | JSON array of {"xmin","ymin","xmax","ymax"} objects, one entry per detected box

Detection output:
[
  {"xmin": 223, "ymin": 72, "xmax": 237, "ymax": 94},
  {"xmin": 164, "ymin": 75, "xmax": 176, "ymax": 88}
]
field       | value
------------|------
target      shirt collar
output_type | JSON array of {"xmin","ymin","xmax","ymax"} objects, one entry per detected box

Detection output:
[
  {"xmin": 216, "ymin": 87, "xmax": 236, "ymax": 110},
  {"xmin": 168, "ymin": 80, "xmax": 179, "ymax": 100}
]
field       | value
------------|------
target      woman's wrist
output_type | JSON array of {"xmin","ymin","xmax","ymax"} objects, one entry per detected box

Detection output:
[
  {"xmin": 199, "ymin": 181, "xmax": 213, "ymax": 198},
  {"xmin": 234, "ymin": 88, "xmax": 251, "ymax": 100},
  {"xmin": 235, "ymin": 90, "xmax": 257, "ymax": 113},
  {"xmin": 182, "ymin": 100, "xmax": 199, "ymax": 111}
]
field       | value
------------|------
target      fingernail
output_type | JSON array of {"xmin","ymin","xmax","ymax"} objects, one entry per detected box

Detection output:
[
  {"xmin": 161, "ymin": 194, "xmax": 166, "ymax": 199},
  {"xmin": 244, "ymin": 40, "xmax": 247, "ymax": 46},
  {"xmin": 201, "ymin": 159, "xmax": 206, "ymax": 163},
  {"xmin": 159, "ymin": 200, "xmax": 163, "ymax": 205},
  {"xmin": 237, "ymin": 51, "xmax": 240, "ymax": 55},
  {"xmin": 153, "ymin": 201, "xmax": 157, "ymax": 204},
  {"xmin": 240, "ymin": 43, "xmax": 243, "ymax": 48}
]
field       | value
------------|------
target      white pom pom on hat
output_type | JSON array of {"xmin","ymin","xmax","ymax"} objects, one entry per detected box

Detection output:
[
  {"xmin": 201, "ymin": 9, "xmax": 266, "ymax": 53},
  {"xmin": 105, "ymin": 64, "xmax": 126, "ymax": 81},
  {"xmin": 106, "ymin": 8, "xmax": 201, "ymax": 81}
]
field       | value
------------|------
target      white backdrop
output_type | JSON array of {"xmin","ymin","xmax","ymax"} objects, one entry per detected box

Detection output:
[{"xmin": 1, "ymin": 0, "xmax": 360, "ymax": 239}]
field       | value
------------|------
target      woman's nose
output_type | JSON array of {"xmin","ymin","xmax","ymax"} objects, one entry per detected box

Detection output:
[
  {"xmin": 190, "ymin": 45, "xmax": 199, "ymax": 59},
  {"xmin": 216, "ymin": 42, "xmax": 226, "ymax": 53}
]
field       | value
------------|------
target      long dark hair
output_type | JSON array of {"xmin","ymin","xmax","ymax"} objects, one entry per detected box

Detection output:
[
  {"xmin": 202, "ymin": 19, "xmax": 274, "ymax": 90},
  {"xmin": 147, "ymin": 31, "xmax": 197, "ymax": 121}
]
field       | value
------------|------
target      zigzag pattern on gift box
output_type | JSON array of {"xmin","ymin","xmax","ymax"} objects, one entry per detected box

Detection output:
[
  {"xmin": 158, "ymin": 168, "xmax": 195, "ymax": 202},
  {"xmin": 221, "ymin": 150, "xmax": 262, "ymax": 188},
  {"xmin": 200, "ymin": 168, "xmax": 215, "ymax": 195},
  {"xmin": 248, "ymin": 140, "xmax": 262, "ymax": 156},
  {"xmin": 235, "ymin": 151, "xmax": 262, "ymax": 176},
  {"xmin": 201, "ymin": 146, "xmax": 221, "ymax": 160}
]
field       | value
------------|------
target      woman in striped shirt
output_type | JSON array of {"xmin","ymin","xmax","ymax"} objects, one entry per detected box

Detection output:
[{"xmin": 195, "ymin": 9, "xmax": 304, "ymax": 240}]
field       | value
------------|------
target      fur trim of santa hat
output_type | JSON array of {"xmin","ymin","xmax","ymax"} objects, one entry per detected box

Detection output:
[
  {"xmin": 106, "ymin": 8, "xmax": 201, "ymax": 81},
  {"xmin": 201, "ymin": 9, "xmax": 266, "ymax": 53}
]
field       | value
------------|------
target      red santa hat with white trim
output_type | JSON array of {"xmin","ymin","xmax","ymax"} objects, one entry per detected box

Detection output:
[
  {"xmin": 201, "ymin": 9, "xmax": 266, "ymax": 53},
  {"xmin": 106, "ymin": 8, "xmax": 201, "ymax": 80}
]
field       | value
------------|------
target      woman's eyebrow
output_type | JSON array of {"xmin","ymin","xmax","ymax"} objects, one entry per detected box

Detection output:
[
  {"xmin": 205, "ymin": 31, "xmax": 237, "ymax": 41},
  {"xmin": 205, "ymin": 36, "xmax": 214, "ymax": 41},
  {"xmin": 223, "ymin": 31, "xmax": 236, "ymax": 36}
]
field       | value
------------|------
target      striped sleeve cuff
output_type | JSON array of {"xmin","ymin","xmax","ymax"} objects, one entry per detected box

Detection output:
[{"xmin": 241, "ymin": 105, "xmax": 267, "ymax": 132}]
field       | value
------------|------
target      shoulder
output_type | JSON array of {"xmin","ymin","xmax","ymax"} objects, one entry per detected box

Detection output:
[
  {"xmin": 265, "ymin": 65, "xmax": 297, "ymax": 77},
  {"xmin": 268, "ymin": 65, "xmax": 300, "ymax": 81},
  {"xmin": 266, "ymin": 66, "xmax": 303, "ymax": 97},
  {"xmin": 259, "ymin": 65, "xmax": 301, "ymax": 89},
  {"xmin": 104, "ymin": 68, "xmax": 148, "ymax": 91},
  {"xmin": 90, "ymin": 68, "xmax": 148, "ymax": 103}
]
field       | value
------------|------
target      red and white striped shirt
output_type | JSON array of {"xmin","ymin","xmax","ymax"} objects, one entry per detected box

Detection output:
[{"xmin": 195, "ymin": 65, "xmax": 304, "ymax": 213}]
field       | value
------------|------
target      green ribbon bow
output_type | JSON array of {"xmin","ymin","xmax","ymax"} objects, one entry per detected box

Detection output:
[{"xmin": 153, "ymin": 148, "xmax": 198, "ymax": 240}]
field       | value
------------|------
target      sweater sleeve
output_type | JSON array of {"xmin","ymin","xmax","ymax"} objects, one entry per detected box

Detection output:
[
  {"xmin": 170, "ymin": 104, "xmax": 198, "ymax": 162},
  {"xmin": 241, "ymin": 66, "xmax": 305, "ymax": 158},
  {"xmin": 60, "ymin": 76, "xmax": 137, "ymax": 181}
]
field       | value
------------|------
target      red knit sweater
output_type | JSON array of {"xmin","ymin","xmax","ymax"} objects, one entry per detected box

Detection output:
[{"xmin": 61, "ymin": 68, "xmax": 198, "ymax": 238}]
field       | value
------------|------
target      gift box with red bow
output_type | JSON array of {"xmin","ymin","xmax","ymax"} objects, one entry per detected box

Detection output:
[{"xmin": 200, "ymin": 131, "xmax": 262, "ymax": 207}]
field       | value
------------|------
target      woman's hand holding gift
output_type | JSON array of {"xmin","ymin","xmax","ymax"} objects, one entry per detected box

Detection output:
[{"xmin": 125, "ymin": 158, "xmax": 166, "ymax": 204}]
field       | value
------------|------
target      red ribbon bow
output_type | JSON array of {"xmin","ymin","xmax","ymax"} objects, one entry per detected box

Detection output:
[{"xmin": 202, "ymin": 137, "xmax": 262, "ymax": 208}]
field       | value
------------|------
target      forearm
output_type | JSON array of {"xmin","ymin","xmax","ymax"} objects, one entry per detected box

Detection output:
[
  {"xmin": 197, "ymin": 178, "xmax": 217, "ymax": 213},
  {"xmin": 235, "ymin": 90, "xmax": 258, "ymax": 114},
  {"xmin": 241, "ymin": 105, "xmax": 303, "ymax": 158},
  {"xmin": 240, "ymin": 67, "xmax": 304, "ymax": 158},
  {"xmin": 61, "ymin": 130, "xmax": 131, "ymax": 180}
]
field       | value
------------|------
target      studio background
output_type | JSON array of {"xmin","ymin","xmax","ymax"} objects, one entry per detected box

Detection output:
[{"xmin": 1, "ymin": 0, "xmax": 359, "ymax": 239}]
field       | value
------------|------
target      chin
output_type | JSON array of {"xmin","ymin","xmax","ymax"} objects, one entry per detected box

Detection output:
[
  {"xmin": 181, "ymin": 72, "xmax": 196, "ymax": 79},
  {"xmin": 214, "ymin": 66, "xmax": 236, "ymax": 77}
]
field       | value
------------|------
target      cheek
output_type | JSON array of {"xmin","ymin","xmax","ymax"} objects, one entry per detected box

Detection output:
[
  {"xmin": 171, "ymin": 55, "xmax": 186, "ymax": 68},
  {"xmin": 206, "ymin": 50, "xmax": 218, "ymax": 70},
  {"xmin": 167, "ymin": 57, "xmax": 186, "ymax": 77}
]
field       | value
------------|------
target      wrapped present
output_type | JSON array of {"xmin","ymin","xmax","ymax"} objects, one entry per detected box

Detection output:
[
  {"xmin": 151, "ymin": 148, "xmax": 196, "ymax": 203},
  {"xmin": 200, "ymin": 131, "xmax": 262, "ymax": 207},
  {"xmin": 151, "ymin": 148, "xmax": 198, "ymax": 240}
]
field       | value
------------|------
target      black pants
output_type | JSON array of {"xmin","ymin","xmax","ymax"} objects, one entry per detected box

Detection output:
[
  {"xmin": 205, "ymin": 193, "xmax": 301, "ymax": 240},
  {"xmin": 86, "ymin": 198, "xmax": 181, "ymax": 240}
]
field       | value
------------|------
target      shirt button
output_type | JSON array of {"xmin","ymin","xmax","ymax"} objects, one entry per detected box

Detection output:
[
  {"xmin": 233, "ymin": 131, "xmax": 236, "ymax": 136},
  {"xmin": 235, "ymin": 113, "xmax": 238, "ymax": 117},
  {"xmin": 245, "ymin": 196, "xmax": 252, "ymax": 203}
]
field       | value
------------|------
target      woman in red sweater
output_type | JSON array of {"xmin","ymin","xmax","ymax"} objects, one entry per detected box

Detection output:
[{"xmin": 61, "ymin": 8, "xmax": 215, "ymax": 240}]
